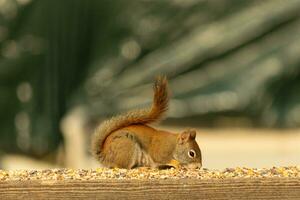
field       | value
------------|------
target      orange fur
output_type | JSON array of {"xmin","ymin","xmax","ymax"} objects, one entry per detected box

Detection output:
[
  {"xmin": 91, "ymin": 76, "xmax": 169, "ymax": 162},
  {"xmin": 91, "ymin": 76, "xmax": 202, "ymax": 169}
]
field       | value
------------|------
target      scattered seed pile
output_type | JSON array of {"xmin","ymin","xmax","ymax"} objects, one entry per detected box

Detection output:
[{"xmin": 0, "ymin": 166, "xmax": 299, "ymax": 181}]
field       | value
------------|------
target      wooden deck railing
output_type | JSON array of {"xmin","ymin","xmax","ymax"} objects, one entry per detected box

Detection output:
[{"xmin": 1, "ymin": 167, "xmax": 299, "ymax": 199}]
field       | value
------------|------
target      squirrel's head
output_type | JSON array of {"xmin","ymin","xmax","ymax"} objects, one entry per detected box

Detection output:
[{"xmin": 173, "ymin": 129, "xmax": 202, "ymax": 169}]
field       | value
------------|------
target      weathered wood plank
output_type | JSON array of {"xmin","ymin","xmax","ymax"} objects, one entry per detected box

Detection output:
[{"xmin": 1, "ymin": 177, "xmax": 300, "ymax": 200}]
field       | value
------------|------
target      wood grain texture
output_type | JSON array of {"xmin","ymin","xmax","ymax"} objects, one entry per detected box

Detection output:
[{"xmin": 1, "ymin": 177, "xmax": 300, "ymax": 200}]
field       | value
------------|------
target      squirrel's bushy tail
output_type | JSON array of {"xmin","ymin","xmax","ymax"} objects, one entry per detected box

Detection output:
[{"xmin": 91, "ymin": 75, "xmax": 169, "ymax": 160}]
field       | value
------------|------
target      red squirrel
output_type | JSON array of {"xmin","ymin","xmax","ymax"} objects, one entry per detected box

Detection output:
[{"xmin": 91, "ymin": 76, "xmax": 202, "ymax": 169}]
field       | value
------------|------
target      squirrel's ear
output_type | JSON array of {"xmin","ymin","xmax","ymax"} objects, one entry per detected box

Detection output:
[
  {"xmin": 177, "ymin": 132, "xmax": 189, "ymax": 144},
  {"xmin": 189, "ymin": 130, "xmax": 196, "ymax": 140},
  {"xmin": 177, "ymin": 131, "xmax": 196, "ymax": 144},
  {"xmin": 178, "ymin": 130, "xmax": 196, "ymax": 144}
]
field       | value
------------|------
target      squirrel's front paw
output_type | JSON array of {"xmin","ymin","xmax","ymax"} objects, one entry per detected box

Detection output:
[
  {"xmin": 168, "ymin": 159, "xmax": 181, "ymax": 169},
  {"xmin": 158, "ymin": 159, "xmax": 181, "ymax": 170},
  {"xmin": 137, "ymin": 166, "xmax": 152, "ymax": 170}
]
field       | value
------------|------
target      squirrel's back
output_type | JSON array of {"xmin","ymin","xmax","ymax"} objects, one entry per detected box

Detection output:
[{"xmin": 91, "ymin": 76, "xmax": 169, "ymax": 162}]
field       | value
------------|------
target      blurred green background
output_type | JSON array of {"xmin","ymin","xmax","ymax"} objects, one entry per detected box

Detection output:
[{"xmin": 0, "ymin": 0, "xmax": 300, "ymax": 167}]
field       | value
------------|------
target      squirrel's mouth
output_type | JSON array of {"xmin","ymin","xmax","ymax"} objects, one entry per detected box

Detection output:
[{"xmin": 184, "ymin": 162, "xmax": 202, "ymax": 170}]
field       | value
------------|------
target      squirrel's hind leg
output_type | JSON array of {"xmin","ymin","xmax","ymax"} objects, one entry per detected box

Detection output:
[{"xmin": 101, "ymin": 131, "xmax": 153, "ymax": 169}]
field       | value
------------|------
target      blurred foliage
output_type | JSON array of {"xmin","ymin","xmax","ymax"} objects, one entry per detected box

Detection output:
[{"xmin": 1, "ymin": 0, "xmax": 300, "ymax": 156}]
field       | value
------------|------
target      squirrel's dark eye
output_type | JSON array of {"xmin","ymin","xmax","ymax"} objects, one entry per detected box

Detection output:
[{"xmin": 188, "ymin": 149, "xmax": 196, "ymax": 158}]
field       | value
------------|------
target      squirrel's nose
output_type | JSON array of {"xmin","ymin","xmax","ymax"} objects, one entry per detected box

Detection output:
[{"xmin": 196, "ymin": 162, "xmax": 202, "ymax": 169}]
